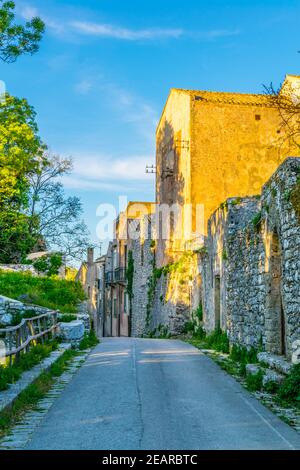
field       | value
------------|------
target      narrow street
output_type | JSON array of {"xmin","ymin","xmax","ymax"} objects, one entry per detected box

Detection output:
[{"xmin": 20, "ymin": 338, "xmax": 300, "ymax": 450}]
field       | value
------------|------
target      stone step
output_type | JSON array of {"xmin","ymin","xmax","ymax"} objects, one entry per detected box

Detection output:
[
  {"xmin": 245, "ymin": 364, "xmax": 263, "ymax": 376},
  {"xmin": 257, "ymin": 352, "xmax": 292, "ymax": 375},
  {"xmin": 262, "ymin": 369, "xmax": 285, "ymax": 387}
]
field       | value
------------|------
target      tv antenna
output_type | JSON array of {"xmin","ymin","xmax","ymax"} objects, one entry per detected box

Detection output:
[{"xmin": 146, "ymin": 164, "xmax": 156, "ymax": 174}]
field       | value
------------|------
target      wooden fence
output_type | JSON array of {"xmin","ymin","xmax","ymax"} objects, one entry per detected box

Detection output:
[{"xmin": 0, "ymin": 311, "xmax": 58, "ymax": 364}]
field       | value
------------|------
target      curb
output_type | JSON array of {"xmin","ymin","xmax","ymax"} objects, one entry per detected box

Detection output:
[{"xmin": 0, "ymin": 343, "xmax": 72, "ymax": 414}]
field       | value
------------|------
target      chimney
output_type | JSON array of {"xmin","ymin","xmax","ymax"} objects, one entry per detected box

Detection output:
[{"xmin": 87, "ymin": 247, "xmax": 94, "ymax": 265}]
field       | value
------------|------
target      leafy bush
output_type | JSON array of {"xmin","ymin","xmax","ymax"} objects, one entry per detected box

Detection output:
[
  {"xmin": 278, "ymin": 364, "xmax": 300, "ymax": 405},
  {"xmin": 183, "ymin": 321, "xmax": 195, "ymax": 334},
  {"xmin": 204, "ymin": 329, "xmax": 230, "ymax": 353},
  {"xmin": 264, "ymin": 380, "xmax": 280, "ymax": 394},
  {"xmin": 252, "ymin": 211, "xmax": 262, "ymax": 231},
  {"xmin": 0, "ymin": 270, "xmax": 85, "ymax": 313},
  {"xmin": 33, "ymin": 254, "xmax": 63, "ymax": 277},
  {"xmin": 79, "ymin": 330, "xmax": 99, "ymax": 350},
  {"xmin": 246, "ymin": 370, "xmax": 264, "ymax": 392},
  {"xmin": 194, "ymin": 304, "xmax": 203, "ymax": 322},
  {"xmin": 59, "ymin": 314, "xmax": 77, "ymax": 323},
  {"xmin": 125, "ymin": 250, "xmax": 134, "ymax": 301},
  {"xmin": 230, "ymin": 344, "xmax": 258, "ymax": 364},
  {"xmin": 194, "ymin": 325, "xmax": 206, "ymax": 340}
]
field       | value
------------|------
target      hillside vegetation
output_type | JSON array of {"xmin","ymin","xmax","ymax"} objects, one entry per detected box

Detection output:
[{"xmin": 0, "ymin": 270, "xmax": 85, "ymax": 313}]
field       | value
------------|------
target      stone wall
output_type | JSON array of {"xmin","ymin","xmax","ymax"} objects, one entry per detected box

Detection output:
[
  {"xmin": 201, "ymin": 157, "xmax": 300, "ymax": 359},
  {"xmin": 0, "ymin": 295, "xmax": 54, "ymax": 326},
  {"xmin": 146, "ymin": 251, "xmax": 200, "ymax": 336},
  {"xmin": 130, "ymin": 216, "xmax": 154, "ymax": 337},
  {"xmin": 202, "ymin": 196, "xmax": 261, "ymax": 338},
  {"xmin": 129, "ymin": 214, "xmax": 200, "ymax": 337},
  {"xmin": 0, "ymin": 264, "xmax": 37, "ymax": 275}
]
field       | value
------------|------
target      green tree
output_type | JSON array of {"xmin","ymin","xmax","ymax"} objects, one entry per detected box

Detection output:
[
  {"xmin": 0, "ymin": 94, "xmax": 44, "ymax": 262},
  {"xmin": 0, "ymin": 94, "xmax": 44, "ymax": 208},
  {"xmin": 0, "ymin": 1, "xmax": 45, "ymax": 63}
]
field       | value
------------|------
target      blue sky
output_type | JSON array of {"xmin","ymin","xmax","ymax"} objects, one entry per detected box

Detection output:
[{"xmin": 1, "ymin": 0, "xmax": 300, "ymax": 256}]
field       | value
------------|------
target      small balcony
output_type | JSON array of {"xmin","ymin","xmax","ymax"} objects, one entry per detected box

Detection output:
[{"xmin": 105, "ymin": 267, "xmax": 126, "ymax": 285}]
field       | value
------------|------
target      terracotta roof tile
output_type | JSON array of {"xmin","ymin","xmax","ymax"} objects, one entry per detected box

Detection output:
[{"xmin": 173, "ymin": 88, "xmax": 276, "ymax": 106}]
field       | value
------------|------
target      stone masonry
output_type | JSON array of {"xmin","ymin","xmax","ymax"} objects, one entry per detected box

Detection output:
[
  {"xmin": 201, "ymin": 157, "xmax": 300, "ymax": 359},
  {"xmin": 130, "ymin": 215, "xmax": 154, "ymax": 337}
]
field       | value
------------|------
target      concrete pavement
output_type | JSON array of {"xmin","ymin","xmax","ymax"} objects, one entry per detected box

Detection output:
[{"xmin": 25, "ymin": 338, "xmax": 300, "ymax": 450}]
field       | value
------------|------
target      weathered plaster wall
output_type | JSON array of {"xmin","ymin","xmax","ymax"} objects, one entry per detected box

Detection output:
[
  {"xmin": 191, "ymin": 92, "xmax": 299, "ymax": 234},
  {"xmin": 156, "ymin": 90, "xmax": 191, "ymax": 267},
  {"xmin": 155, "ymin": 81, "xmax": 300, "ymax": 270}
]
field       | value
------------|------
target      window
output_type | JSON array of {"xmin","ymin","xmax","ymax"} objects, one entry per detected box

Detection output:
[{"xmin": 255, "ymin": 114, "xmax": 261, "ymax": 121}]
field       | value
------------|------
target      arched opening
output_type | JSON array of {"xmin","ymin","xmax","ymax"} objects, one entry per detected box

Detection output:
[{"xmin": 266, "ymin": 230, "xmax": 286, "ymax": 355}]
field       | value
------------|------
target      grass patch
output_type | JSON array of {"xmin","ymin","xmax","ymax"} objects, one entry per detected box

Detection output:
[
  {"xmin": 203, "ymin": 329, "xmax": 230, "ymax": 353},
  {"xmin": 0, "ymin": 340, "xmax": 59, "ymax": 391},
  {"xmin": 246, "ymin": 370, "xmax": 264, "ymax": 392},
  {"xmin": 0, "ymin": 270, "xmax": 86, "ymax": 313},
  {"xmin": 79, "ymin": 330, "xmax": 99, "ymax": 350},
  {"xmin": 252, "ymin": 211, "xmax": 262, "ymax": 231},
  {"xmin": 277, "ymin": 364, "xmax": 300, "ymax": 408},
  {"xmin": 59, "ymin": 314, "xmax": 77, "ymax": 323},
  {"xmin": 186, "ymin": 328, "xmax": 229, "ymax": 353},
  {"xmin": 0, "ymin": 348, "xmax": 77, "ymax": 439},
  {"xmin": 145, "ymin": 324, "xmax": 171, "ymax": 339}
]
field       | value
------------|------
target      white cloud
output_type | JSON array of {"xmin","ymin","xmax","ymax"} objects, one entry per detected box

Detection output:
[
  {"xmin": 74, "ymin": 155, "xmax": 153, "ymax": 180},
  {"xmin": 17, "ymin": 5, "xmax": 39, "ymax": 20},
  {"xmin": 16, "ymin": 3, "xmax": 240, "ymax": 44},
  {"xmin": 200, "ymin": 29, "xmax": 240, "ymax": 39},
  {"xmin": 62, "ymin": 154, "xmax": 155, "ymax": 191},
  {"xmin": 16, "ymin": 2, "xmax": 65, "ymax": 34},
  {"xmin": 98, "ymin": 82, "xmax": 159, "ymax": 138},
  {"xmin": 70, "ymin": 21, "xmax": 183, "ymax": 40},
  {"xmin": 62, "ymin": 176, "xmax": 125, "ymax": 191},
  {"xmin": 75, "ymin": 79, "xmax": 94, "ymax": 94}
]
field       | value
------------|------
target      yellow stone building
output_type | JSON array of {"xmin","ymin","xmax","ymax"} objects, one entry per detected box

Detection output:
[{"xmin": 156, "ymin": 75, "xmax": 300, "ymax": 267}]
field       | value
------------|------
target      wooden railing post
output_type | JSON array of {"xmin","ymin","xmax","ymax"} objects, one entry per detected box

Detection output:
[{"xmin": 0, "ymin": 311, "xmax": 59, "ymax": 361}]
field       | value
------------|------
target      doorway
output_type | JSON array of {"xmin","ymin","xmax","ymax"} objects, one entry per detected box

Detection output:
[
  {"xmin": 214, "ymin": 275, "xmax": 221, "ymax": 330},
  {"xmin": 267, "ymin": 231, "xmax": 286, "ymax": 355}
]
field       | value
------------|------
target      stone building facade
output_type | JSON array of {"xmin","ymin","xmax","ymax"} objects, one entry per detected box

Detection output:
[
  {"xmin": 80, "ymin": 75, "xmax": 300, "ymax": 358},
  {"xmin": 76, "ymin": 248, "xmax": 105, "ymax": 336},
  {"xmin": 155, "ymin": 75, "xmax": 300, "ymax": 268},
  {"xmin": 200, "ymin": 157, "xmax": 300, "ymax": 359},
  {"xmin": 102, "ymin": 202, "xmax": 154, "ymax": 337}
]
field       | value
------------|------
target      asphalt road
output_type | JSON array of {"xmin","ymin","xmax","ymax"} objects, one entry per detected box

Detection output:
[{"xmin": 26, "ymin": 337, "xmax": 300, "ymax": 450}]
